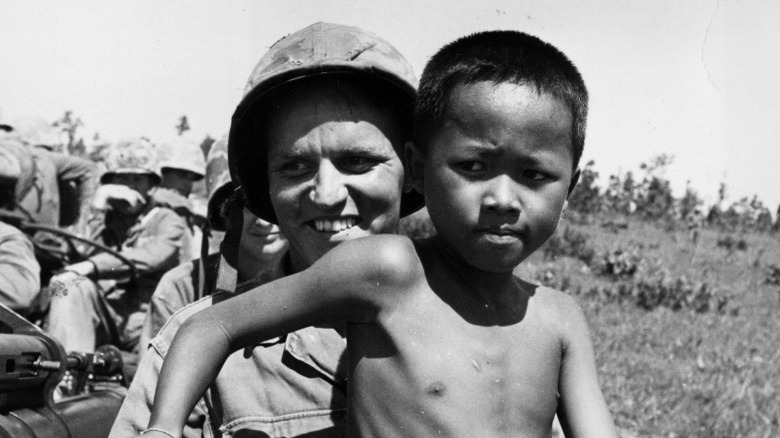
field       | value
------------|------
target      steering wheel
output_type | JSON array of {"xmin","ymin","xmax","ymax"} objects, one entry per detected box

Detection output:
[{"xmin": 19, "ymin": 222, "xmax": 139, "ymax": 283}]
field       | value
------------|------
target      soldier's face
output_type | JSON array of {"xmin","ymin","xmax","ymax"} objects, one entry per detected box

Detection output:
[
  {"xmin": 110, "ymin": 173, "xmax": 156, "ymax": 199},
  {"xmin": 265, "ymin": 82, "xmax": 405, "ymax": 271},
  {"xmin": 161, "ymin": 168, "xmax": 201, "ymax": 197},
  {"xmin": 240, "ymin": 207, "xmax": 288, "ymax": 264}
]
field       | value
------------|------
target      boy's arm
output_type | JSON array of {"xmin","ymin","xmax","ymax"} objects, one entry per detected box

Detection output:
[
  {"xmin": 146, "ymin": 235, "xmax": 420, "ymax": 436},
  {"xmin": 556, "ymin": 296, "xmax": 619, "ymax": 438},
  {"xmin": 108, "ymin": 338, "xmax": 206, "ymax": 438}
]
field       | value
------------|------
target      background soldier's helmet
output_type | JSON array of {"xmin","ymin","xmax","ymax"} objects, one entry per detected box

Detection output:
[
  {"xmin": 0, "ymin": 108, "xmax": 13, "ymax": 132},
  {"xmin": 228, "ymin": 22, "xmax": 424, "ymax": 223},
  {"xmin": 0, "ymin": 137, "xmax": 36, "ymax": 206},
  {"xmin": 100, "ymin": 137, "xmax": 161, "ymax": 184},
  {"xmin": 204, "ymin": 134, "xmax": 233, "ymax": 231},
  {"xmin": 0, "ymin": 138, "xmax": 31, "ymax": 209},
  {"xmin": 158, "ymin": 137, "xmax": 206, "ymax": 180},
  {"xmin": 10, "ymin": 116, "xmax": 63, "ymax": 151}
]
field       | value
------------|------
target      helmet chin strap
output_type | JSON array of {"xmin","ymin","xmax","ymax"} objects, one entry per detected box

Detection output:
[{"xmin": 213, "ymin": 192, "xmax": 243, "ymax": 294}]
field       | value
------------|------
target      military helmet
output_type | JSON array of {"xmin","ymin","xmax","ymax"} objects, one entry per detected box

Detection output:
[
  {"xmin": 0, "ymin": 108, "xmax": 12, "ymax": 132},
  {"xmin": 158, "ymin": 137, "xmax": 206, "ymax": 179},
  {"xmin": 100, "ymin": 137, "xmax": 161, "ymax": 184},
  {"xmin": 11, "ymin": 116, "xmax": 62, "ymax": 151},
  {"xmin": 0, "ymin": 137, "xmax": 36, "ymax": 210},
  {"xmin": 228, "ymin": 22, "xmax": 424, "ymax": 223},
  {"xmin": 204, "ymin": 134, "xmax": 234, "ymax": 231}
]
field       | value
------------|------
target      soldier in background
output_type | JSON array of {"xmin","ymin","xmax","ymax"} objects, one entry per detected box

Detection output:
[
  {"xmin": 0, "ymin": 116, "xmax": 98, "ymax": 229},
  {"xmin": 152, "ymin": 137, "xmax": 208, "ymax": 262},
  {"xmin": 136, "ymin": 134, "xmax": 288, "ymax": 355},
  {"xmin": 685, "ymin": 206, "xmax": 704, "ymax": 244},
  {"xmin": 157, "ymin": 137, "xmax": 206, "ymax": 199},
  {"xmin": 0, "ymin": 137, "xmax": 41, "ymax": 314},
  {"xmin": 44, "ymin": 137, "xmax": 187, "ymax": 356}
]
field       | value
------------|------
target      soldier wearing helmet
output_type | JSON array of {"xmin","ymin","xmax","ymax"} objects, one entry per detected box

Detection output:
[
  {"xmin": 135, "ymin": 134, "xmax": 288, "ymax": 355},
  {"xmin": 0, "ymin": 136, "xmax": 41, "ymax": 314},
  {"xmin": 111, "ymin": 22, "xmax": 420, "ymax": 438},
  {"xmin": 44, "ymin": 137, "xmax": 187, "ymax": 360},
  {"xmin": 0, "ymin": 117, "xmax": 98, "ymax": 229},
  {"xmin": 157, "ymin": 137, "xmax": 206, "ymax": 198},
  {"xmin": 152, "ymin": 137, "xmax": 209, "ymax": 263}
]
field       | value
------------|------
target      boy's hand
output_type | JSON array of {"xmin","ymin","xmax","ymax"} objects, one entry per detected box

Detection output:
[{"xmin": 93, "ymin": 184, "xmax": 147, "ymax": 214}]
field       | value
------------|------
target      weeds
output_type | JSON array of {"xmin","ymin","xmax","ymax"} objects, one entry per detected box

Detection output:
[
  {"xmin": 542, "ymin": 226, "xmax": 596, "ymax": 265},
  {"xmin": 585, "ymin": 258, "xmax": 728, "ymax": 314},
  {"xmin": 634, "ymin": 273, "xmax": 726, "ymax": 313},
  {"xmin": 765, "ymin": 264, "xmax": 780, "ymax": 287},
  {"xmin": 599, "ymin": 246, "xmax": 643, "ymax": 279},
  {"xmin": 716, "ymin": 234, "xmax": 748, "ymax": 253}
]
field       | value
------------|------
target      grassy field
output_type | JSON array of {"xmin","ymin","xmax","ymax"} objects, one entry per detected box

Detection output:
[{"xmin": 514, "ymin": 216, "xmax": 780, "ymax": 438}]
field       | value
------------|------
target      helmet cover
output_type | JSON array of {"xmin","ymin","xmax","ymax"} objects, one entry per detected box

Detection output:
[
  {"xmin": 228, "ymin": 22, "xmax": 424, "ymax": 223},
  {"xmin": 101, "ymin": 137, "xmax": 161, "ymax": 184}
]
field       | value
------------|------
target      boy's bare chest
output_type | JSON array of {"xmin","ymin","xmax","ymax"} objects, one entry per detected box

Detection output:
[
  {"xmin": 390, "ymin": 306, "xmax": 560, "ymax": 394},
  {"xmin": 348, "ymin": 294, "xmax": 563, "ymax": 436}
]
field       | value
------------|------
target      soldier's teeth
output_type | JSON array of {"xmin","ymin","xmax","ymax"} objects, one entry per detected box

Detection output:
[{"xmin": 314, "ymin": 218, "xmax": 357, "ymax": 232}]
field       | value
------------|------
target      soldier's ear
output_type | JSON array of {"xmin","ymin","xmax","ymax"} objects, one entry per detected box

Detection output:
[{"xmin": 404, "ymin": 141, "xmax": 425, "ymax": 195}]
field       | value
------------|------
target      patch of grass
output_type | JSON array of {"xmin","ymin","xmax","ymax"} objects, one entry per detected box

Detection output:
[{"xmin": 517, "ymin": 218, "xmax": 780, "ymax": 437}]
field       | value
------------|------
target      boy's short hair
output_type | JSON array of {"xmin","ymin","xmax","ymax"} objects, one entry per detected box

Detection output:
[{"xmin": 415, "ymin": 30, "xmax": 588, "ymax": 170}]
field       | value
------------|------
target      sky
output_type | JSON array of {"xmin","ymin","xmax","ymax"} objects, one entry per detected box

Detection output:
[{"xmin": 2, "ymin": 0, "xmax": 779, "ymax": 212}]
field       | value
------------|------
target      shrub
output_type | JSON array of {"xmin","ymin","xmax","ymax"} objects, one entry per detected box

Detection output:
[
  {"xmin": 583, "ymin": 270, "xmax": 728, "ymax": 314},
  {"xmin": 716, "ymin": 235, "xmax": 748, "ymax": 252},
  {"xmin": 714, "ymin": 196, "xmax": 775, "ymax": 233},
  {"xmin": 542, "ymin": 226, "xmax": 596, "ymax": 265},
  {"xmin": 634, "ymin": 155, "xmax": 676, "ymax": 220},
  {"xmin": 634, "ymin": 274, "xmax": 724, "ymax": 313},
  {"xmin": 765, "ymin": 264, "xmax": 780, "ymax": 287},
  {"xmin": 567, "ymin": 160, "xmax": 602, "ymax": 215},
  {"xmin": 598, "ymin": 246, "xmax": 644, "ymax": 280},
  {"xmin": 604, "ymin": 171, "xmax": 637, "ymax": 215},
  {"xmin": 678, "ymin": 181, "xmax": 703, "ymax": 220},
  {"xmin": 528, "ymin": 263, "xmax": 572, "ymax": 293},
  {"xmin": 583, "ymin": 281, "xmax": 635, "ymax": 305}
]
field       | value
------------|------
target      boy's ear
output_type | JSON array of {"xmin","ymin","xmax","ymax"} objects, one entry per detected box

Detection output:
[
  {"xmin": 404, "ymin": 141, "xmax": 425, "ymax": 194},
  {"xmin": 566, "ymin": 168, "xmax": 581, "ymax": 199}
]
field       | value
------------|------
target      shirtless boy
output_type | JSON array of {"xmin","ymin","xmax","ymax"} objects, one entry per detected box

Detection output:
[{"xmin": 145, "ymin": 30, "xmax": 618, "ymax": 438}]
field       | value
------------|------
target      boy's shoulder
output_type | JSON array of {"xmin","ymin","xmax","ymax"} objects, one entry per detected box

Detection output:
[
  {"xmin": 517, "ymin": 278, "xmax": 588, "ymax": 333},
  {"xmin": 324, "ymin": 234, "xmax": 422, "ymax": 282}
]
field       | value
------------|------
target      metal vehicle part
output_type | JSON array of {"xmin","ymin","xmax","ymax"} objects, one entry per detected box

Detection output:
[{"xmin": 0, "ymin": 304, "xmax": 126, "ymax": 438}]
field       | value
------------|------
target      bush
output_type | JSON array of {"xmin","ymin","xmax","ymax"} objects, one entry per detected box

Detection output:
[
  {"xmin": 765, "ymin": 264, "xmax": 780, "ymax": 287},
  {"xmin": 584, "ymin": 251, "xmax": 729, "ymax": 314},
  {"xmin": 598, "ymin": 246, "xmax": 643, "ymax": 279},
  {"xmin": 583, "ymin": 271, "xmax": 727, "ymax": 314},
  {"xmin": 634, "ymin": 274, "xmax": 724, "ymax": 313},
  {"xmin": 716, "ymin": 235, "xmax": 748, "ymax": 252},
  {"xmin": 567, "ymin": 160, "xmax": 602, "ymax": 215},
  {"xmin": 542, "ymin": 226, "xmax": 596, "ymax": 265}
]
